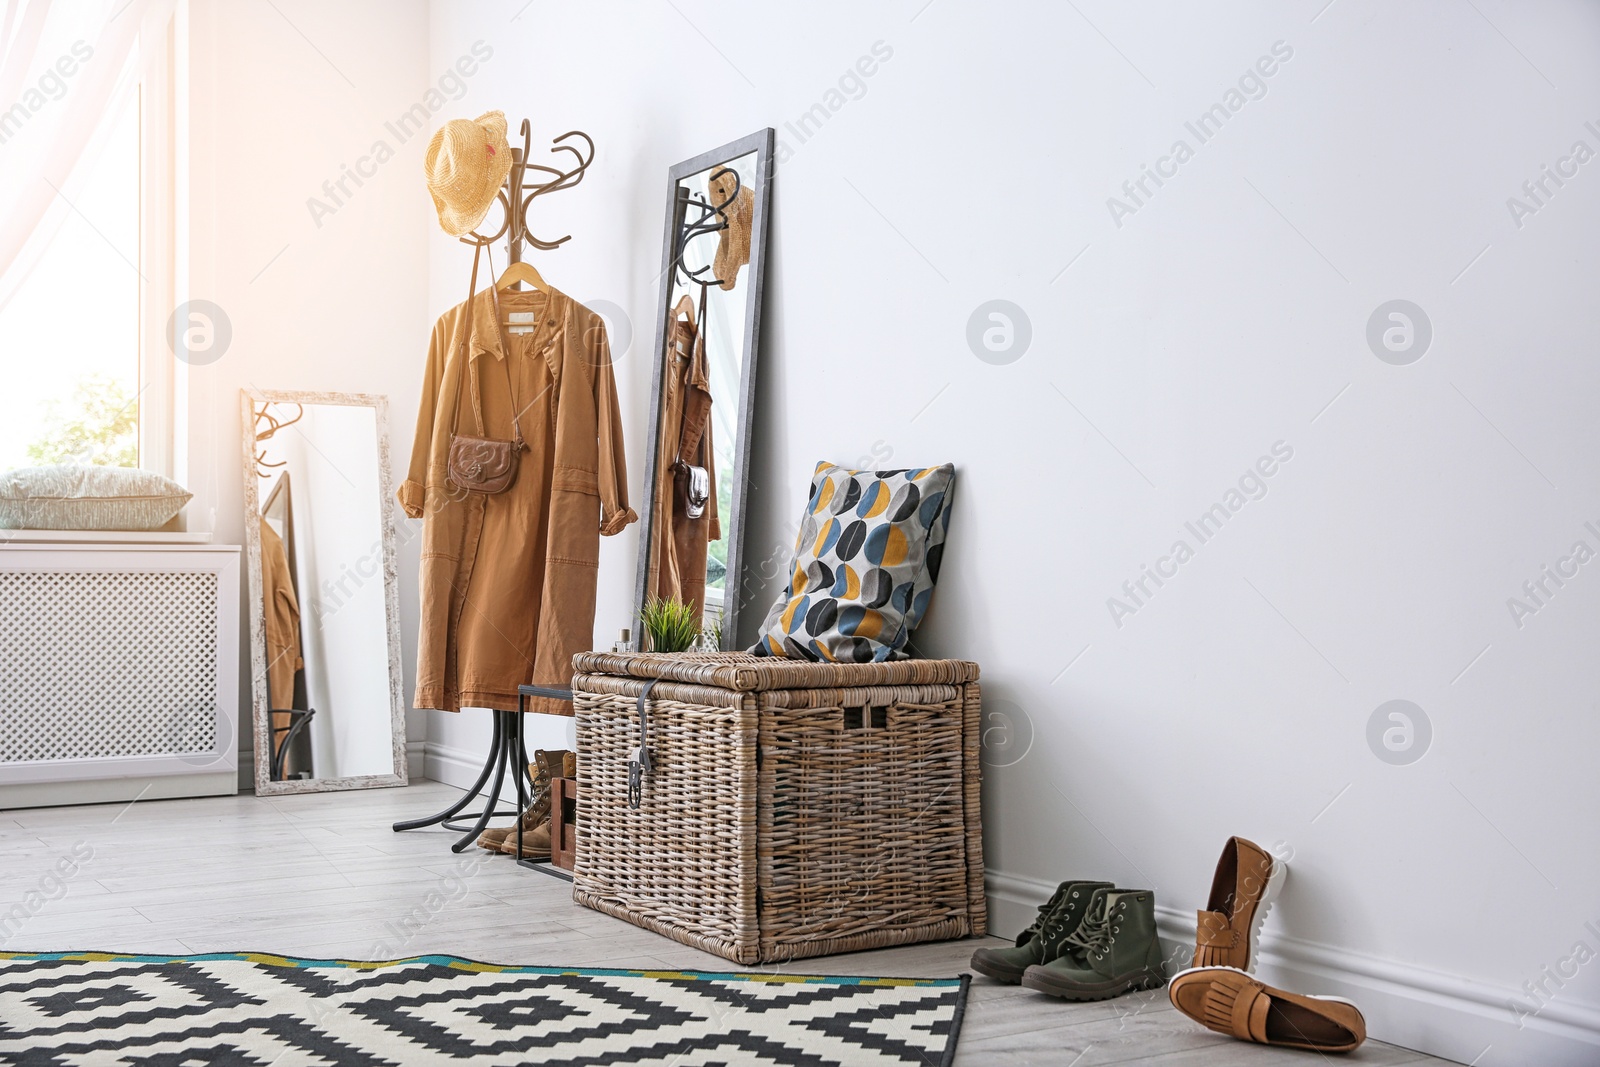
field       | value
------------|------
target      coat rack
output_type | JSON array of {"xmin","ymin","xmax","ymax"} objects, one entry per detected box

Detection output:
[
  {"xmin": 671, "ymin": 166, "xmax": 740, "ymax": 290},
  {"xmin": 461, "ymin": 120, "xmax": 594, "ymax": 265},
  {"xmin": 392, "ymin": 121, "xmax": 594, "ymax": 858}
]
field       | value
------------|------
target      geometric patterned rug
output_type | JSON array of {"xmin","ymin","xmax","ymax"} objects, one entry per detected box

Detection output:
[{"xmin": 0, "ymin": 952, "xmax": 968, "ymax": 1066}]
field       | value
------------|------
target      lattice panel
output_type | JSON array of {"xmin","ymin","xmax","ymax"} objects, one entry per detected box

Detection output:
[{"xmin": 0, "ymin": 570, "xmax": 219, "ymax": 763}]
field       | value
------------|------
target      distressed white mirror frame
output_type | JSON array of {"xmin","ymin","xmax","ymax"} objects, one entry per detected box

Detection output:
[{"xmin": 240, "ymin": 388, "xmax": 408, "ymax": 795}]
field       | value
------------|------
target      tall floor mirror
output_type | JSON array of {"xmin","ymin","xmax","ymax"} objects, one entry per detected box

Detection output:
[
  {"xmin": 242, "ymin": 389, "xmax": 407, "ymax": 794},
  {"xmin": 633, "ymin": 128, "xmax": 774, "ymax": 648}
]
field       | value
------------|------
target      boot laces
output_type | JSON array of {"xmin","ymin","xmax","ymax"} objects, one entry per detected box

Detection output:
[
  {"xmin": 1048, "ymin": 894, "xmax": 1092, "ymax": 938},
  {"xmin": 1065, "ymin": 904, "xmax": 1112, "ymax": 957}
]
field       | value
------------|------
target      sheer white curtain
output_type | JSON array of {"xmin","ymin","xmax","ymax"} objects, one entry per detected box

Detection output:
[{"xmin": 0, "ymin": 0, "xmax": 167, "ymax": 312}]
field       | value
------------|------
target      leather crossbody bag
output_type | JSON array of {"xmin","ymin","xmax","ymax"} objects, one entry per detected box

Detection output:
[
  {"xmin": 676, "ymin": 462, "xmax": 710, "ymax": 519},
  {"xmin": 448, "ymin": 428, "xmax": 521, "ymax": 495}
]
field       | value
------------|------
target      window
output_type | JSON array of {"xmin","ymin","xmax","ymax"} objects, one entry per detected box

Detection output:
[
  {"xmin": 0, "ymin": 89, "xmax": 141, "ymax": 469},
  {"xmin": 0, "ymin": 3, "xmax": 179, "ymax": 476}
]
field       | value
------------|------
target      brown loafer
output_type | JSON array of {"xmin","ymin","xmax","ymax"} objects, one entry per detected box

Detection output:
[
  {"xmin": 1170, "ymin": 967, "xmax": 1366, "ymax": 1053},
  {"xmin": 1193, "ymin": 836, "xmax": 1284, "ymax": 970}
]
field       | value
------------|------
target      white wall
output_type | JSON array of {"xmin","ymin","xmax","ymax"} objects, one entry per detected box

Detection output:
[
  {"xmin": 184, "ymin": 0, "xmax": 433, "ymax": 779},
  {"xmin": 418, "ymin": 2, "xmax": 1600, "ymax": 1063}
]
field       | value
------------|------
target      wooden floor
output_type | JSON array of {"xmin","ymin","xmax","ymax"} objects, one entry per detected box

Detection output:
[{"xmin": 0, "ymin": 781, "xmax": 1453, "ymax": 1066}]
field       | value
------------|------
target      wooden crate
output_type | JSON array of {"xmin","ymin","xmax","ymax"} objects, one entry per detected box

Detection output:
[
  {"xmin": 570, "ymin": 652, "xmax": 985, "ymax": 965},
  {"xmin": 550, "ymin": 776, "xmax": 578, "ymax": 871}
]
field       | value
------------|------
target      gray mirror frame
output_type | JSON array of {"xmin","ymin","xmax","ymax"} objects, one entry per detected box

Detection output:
[
  {"xmin": 632, "ymin": 128, "xmax": 775, "ymax": 650},
  {"xmin": 241, "ymin": 388, "xmax": 408, "ymax": 795}
]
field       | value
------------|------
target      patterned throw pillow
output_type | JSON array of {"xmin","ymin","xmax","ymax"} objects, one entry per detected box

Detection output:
[{"xmin": 751, "ymin": 462, "xmax": 955, "ymax": 662}]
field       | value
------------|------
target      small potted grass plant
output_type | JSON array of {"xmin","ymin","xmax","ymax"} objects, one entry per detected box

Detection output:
[{"xmin": 639, "ymin": 597, "xmax": 702, "ymax": 653}]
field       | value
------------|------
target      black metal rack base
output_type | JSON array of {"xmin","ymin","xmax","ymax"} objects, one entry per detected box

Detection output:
[{"xmin": 391, "ymin": 686, "xmax": 573, "ymax": 856}]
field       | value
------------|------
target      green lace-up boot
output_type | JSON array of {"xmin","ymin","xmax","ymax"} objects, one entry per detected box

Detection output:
[
  {"xmin": 1021, "ymin": 887, "xmax": 1167, "ymax": 1000},
  {"xmin": 970, "ymin": 880, "xmax": 1114, "ymax": 983}
]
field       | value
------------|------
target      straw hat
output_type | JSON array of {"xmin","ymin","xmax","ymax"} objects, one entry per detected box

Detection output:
[
  {"xmin": 709, "ymin": 167, "xmax": 754, "ymax": 291},
  {"xmin": 425, "ymin": 111, "xmax": 515, "ymax": 237}
]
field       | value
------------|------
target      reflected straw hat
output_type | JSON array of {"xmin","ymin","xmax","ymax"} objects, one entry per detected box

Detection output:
[
  {"xmin": 424, "ymin": 110, "xmax": 515, "ymax": 237},
  {"xmin": 709, "ymin": 166, "xmax": 754, "ymax": 291}
]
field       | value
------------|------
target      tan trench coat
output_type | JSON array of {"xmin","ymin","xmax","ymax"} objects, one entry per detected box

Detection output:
[
  {"xmin": 647, "ymin": 306, "xmax": 719, "ymax": 620},
  {"xmin": 400, "ymin": 284, "xmax": 636, "ymax": 715}
]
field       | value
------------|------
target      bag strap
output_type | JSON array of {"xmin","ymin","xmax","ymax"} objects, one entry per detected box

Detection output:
[{"xmin": 462, "ymin": 243, "xmax": 488, "ymax": 437}]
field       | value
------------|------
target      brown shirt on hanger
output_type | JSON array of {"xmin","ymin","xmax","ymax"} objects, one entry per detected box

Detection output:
[{"xmin": 399, "ymin": 284, "xmax": 636, "ymax": 715}]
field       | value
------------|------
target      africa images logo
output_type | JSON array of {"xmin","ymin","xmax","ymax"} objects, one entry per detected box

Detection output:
[
  {"xmin": 1106, "ymin": 441, "xmax": 1294, "ymax": 628},
  {"xmin": 1106, "ymin": 41, "xmax": 1294, "ymax": 228}
]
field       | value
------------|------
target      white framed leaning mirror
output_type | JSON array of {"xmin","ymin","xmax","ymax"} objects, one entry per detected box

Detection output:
[{"xmin": 241, "ymin": 389, "xmax": 407, "ymax": 794}]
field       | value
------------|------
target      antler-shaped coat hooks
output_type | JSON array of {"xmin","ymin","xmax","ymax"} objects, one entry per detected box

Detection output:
[
  {"xmin": 462, "ymin": 120, "xmax": 595, "ymax": 263},
  {"xmin": 671, "ymin": 166, "xmax": 741, "ymax": 290},
  {"xmin": 252, "ymin": 401, "xmax": 304, "ymax": 479}
]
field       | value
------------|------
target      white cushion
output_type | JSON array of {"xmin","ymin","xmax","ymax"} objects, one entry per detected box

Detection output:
[{"xmin": 0, "ymin": 465, "xmax": 192, "ymax": 531}]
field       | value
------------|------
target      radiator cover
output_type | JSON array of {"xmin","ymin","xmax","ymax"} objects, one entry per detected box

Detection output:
[{"xmin": 0, "ymin": 544, "xmax": 240, "ymax": 807}]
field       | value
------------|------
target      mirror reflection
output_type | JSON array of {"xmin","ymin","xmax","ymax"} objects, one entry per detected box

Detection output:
[
  {"xmin": 245, "ymin": 392, "xmax": 405, "ymax": 791},
  {"xmin": 637, "ymin": 132, "xmax": 772, "ymax": 648}
]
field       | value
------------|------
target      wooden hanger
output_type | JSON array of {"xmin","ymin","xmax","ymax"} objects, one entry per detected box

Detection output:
[
  {"xmin": 495, "ymin": 258, "xmax": 550, "ymax": 294},
  {"xmin": 489, "ymin": 251, "xmax": 552, "ymax": 334}
]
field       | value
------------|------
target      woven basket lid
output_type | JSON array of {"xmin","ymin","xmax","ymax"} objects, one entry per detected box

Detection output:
[{"xmin": 571, "ymin": 650, "xmax": 978, "ymax": 692}]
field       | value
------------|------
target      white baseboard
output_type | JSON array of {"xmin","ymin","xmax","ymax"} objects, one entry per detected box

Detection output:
[
  {"xmin": 421, "ymin": 740, "xmax": 525, "ymax": 802},
  {"xmin": 422, "ymin": 740, "xmax": 481, "ymax": 791},
  {"xmin": 405, "ymin": 740, "xmax": 425, "ymax": 781},
  {"xmin": 986, "ymin": 868, "xmax": 1600, "ymax": 1067}
]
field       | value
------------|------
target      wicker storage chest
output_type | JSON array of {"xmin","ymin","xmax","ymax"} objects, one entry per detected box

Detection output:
[{"xmin": 570, "ymin": 651, "xmax": 986, "ymax": 965}]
